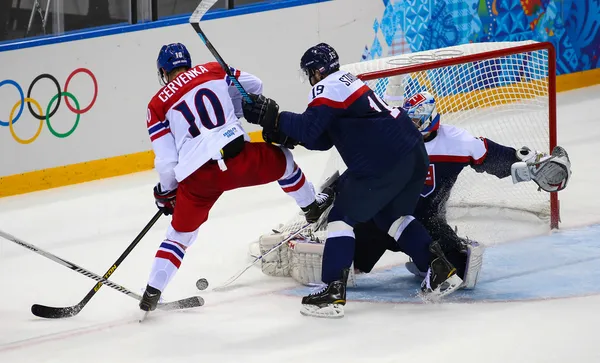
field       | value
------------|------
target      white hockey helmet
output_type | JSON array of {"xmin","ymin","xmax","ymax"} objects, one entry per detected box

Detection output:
[{"xmin": 403, "ymin": 91, "xmax": 440, "ymax": 135}]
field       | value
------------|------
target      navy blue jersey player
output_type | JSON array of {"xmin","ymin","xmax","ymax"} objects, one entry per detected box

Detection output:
[
  {"xmin": 352, "ymin": 91, "xmax": 572, "ymax": 289},
  {"xmin": 243, "ymin": 43, "xmax": 463, "ymax": 318}
]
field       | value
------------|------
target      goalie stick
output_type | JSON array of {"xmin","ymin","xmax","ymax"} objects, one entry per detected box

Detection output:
[
  {"xmin": 212, "ymin": 203, "xmax": 334, "ymax": 291},
  {"xmin": 0, "ymin": 229, "xmax": 204, "ymax": 315},
  {"xmin": 212, "ymin": 222, "xmax": 311, "ymax": 291},
  {"xmin": 189, "ymin": 0, "xmax": 252, "ymax": 103},
  {"xmin": 31, "ymin": 211, "xmax": 162, "ymax": 319}
]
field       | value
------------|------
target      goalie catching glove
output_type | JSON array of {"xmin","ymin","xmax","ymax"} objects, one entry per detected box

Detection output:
[{"xmin": 511, "ymin": 145, "xmax": 572, "ymax": 192}]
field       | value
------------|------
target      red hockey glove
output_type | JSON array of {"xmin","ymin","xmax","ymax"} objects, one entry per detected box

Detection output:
[{"xmin": 154, "ymin": 183, "xmax": 177, "ymax": 216}]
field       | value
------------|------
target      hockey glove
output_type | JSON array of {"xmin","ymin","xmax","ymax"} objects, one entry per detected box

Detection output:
[
  {"xmin": 262, "ymin": 128, "xmax": 299, "ymax": 149},
  {"xmin": 242, "ymin": 93, "xmax": 280, "ymax": 131},
  {"xmin": 154, "ymin": 183, "xmax": 177, "ymax": 216},
  {"xmin": 511, "ymin": 146, "xmax": 572, "ymax": 192}
]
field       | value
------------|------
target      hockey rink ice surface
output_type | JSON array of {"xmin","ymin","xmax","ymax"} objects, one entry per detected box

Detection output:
[{"xmin": 1, "ymin": 86, "xmax": 600, "ymax": 363}]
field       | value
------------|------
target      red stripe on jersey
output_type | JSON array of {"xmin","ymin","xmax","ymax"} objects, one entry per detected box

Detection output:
[
  {"xmin": 150, "ymin": 62, "xmax": 228, "ymax": 120},
  {"xmin": 471, "ymin": 138, "xmax": 489, "ymax": 165},
  {"xmin": 150, "ymin": 128, "xmax": 171, "ymax": 142},
  {"xmin": 428, "ymin": 155, "xmax": 472, "ymax": 164},
  {"xmin": 308, "ymin": 84, "xmax": 371, "ymax": 109},
  {"xmin": 282, "ymin": 173, "xmax": 306, "ymax": 193},
  {"xmin": 155, "ymin": 250, "xmax": 182, "ymax": 268}
]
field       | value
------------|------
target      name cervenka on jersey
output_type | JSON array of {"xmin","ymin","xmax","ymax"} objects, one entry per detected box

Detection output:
[{"xmin": 157, "ymin": 66, "xmax": 210, "ymax": 102}]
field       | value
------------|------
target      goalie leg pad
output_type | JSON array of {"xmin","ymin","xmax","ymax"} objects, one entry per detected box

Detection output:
[
  {"xmin": 289, "ymin": 239, "xmax": 356, "ymax": 287},
  {"xmin": 259, "ymin": 233, "xmax": 292, "ymax": 277},
  {"xmin": 461, "ymin": 240, "xmax": 484, "ymax": 289},
  {"xmin": 290, "ymin": 241, "xmax": 324, "ymax": 285}
]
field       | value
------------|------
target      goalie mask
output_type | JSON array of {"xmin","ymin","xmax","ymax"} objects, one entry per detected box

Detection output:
[{"xmin": 403, "ymin": 92, "xmax": 440, "ymax": 135}]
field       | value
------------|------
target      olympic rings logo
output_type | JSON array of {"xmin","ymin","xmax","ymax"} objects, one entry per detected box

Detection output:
[{"xmin": 0, "ymin": 68, "xmax": 98, "ymax": 144}]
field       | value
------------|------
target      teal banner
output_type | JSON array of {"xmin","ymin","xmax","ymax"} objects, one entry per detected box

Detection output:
[{"xmin": 364, "ymin": 0, "xmax": 600, "ymax": 75}]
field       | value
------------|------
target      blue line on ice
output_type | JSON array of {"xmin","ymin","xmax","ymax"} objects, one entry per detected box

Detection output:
[{"xmin": 282, "ymin": 224, "xmax": 600, "ymax": 303}]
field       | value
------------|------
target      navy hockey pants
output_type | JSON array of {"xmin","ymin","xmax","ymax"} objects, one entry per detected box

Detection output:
[{"xmin": 321, "ymin": 141, "xmax": 433, "ymax": 283}]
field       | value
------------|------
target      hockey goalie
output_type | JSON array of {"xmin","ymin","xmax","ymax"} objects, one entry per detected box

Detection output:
[{"xmin": 253, "ymin": 91, "xmax": 572, "ymax": 294}]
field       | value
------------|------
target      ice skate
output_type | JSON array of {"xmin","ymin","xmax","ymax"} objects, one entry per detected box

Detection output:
[
  {"xmin": 302, "ymin": 186, "xmax": 335, "ymax": 224},
  {"xmin": 420, "ymin": 241, "xmax": 463, "ymax": 301},
  {"xmin": 300, "ymin": 268, "xmax": 347, "ymax": 318},
  {"xmin": 139, "ymin": 285, "xmax": 162, "ymax": 321}
]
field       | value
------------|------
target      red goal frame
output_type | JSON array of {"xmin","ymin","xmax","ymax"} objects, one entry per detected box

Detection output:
[{"xmin": 356, "ymin": 42, "xmax": 559, "ymax": 229}]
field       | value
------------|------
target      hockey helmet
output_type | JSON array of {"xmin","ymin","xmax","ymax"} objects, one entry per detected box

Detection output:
[
  {"xmin": 403, "ymin": 92, "xmax": 440, "ymax": 135},
  {"xmin": 157, "ymin": 43, "xmax": 192, "ymax": 85},
  {"xmin": 299, "ymin": 43, "xmax": 340, "ymax": 84}
]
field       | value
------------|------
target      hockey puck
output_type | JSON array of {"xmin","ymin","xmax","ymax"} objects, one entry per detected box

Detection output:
[{"xmin": 196, "ymin": 278, "xmax": 209, "ymax": 291}]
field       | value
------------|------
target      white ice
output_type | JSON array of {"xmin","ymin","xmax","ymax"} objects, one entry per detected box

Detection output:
[{"xmin": 1, "ymin": 86, "xmax": 600, "ymax": 363}]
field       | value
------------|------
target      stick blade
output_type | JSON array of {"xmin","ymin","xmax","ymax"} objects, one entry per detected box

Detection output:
[
  {"xmin": 189, "ymin": 0, "xmax": 219, "ymax": 23},
  {"xmin": 31, "ymin": 304, "xmax": 81, "ymax": 319},
  {"xmin": 157, "ymin": 296, "xmax": 205, "ymax": 311}
]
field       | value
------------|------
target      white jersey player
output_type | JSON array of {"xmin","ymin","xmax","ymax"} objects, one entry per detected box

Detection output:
[{"xmin": 139, "ymin": 43, "xmax": 333, "ymax": 315}]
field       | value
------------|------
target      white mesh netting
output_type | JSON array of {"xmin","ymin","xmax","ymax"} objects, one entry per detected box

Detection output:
[{"xmin": 274, "ymin": 41, "xmax": 555, "ymax": 245}]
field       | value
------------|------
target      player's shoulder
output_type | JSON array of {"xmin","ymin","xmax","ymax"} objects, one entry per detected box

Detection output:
[
  {"xmin": 426, "ymin": 124, "xmax": 483, "ymax": 157},
  {"xmin": 200, "ymin": 62, "xmax": 226, "ymax": 75},
  {"xmin": 438, "ymin": 124, "xmax": 479, "ymax": 143},
  {"xmin": 436, "ymin": 124, "xmax": 486, "ymax": 157},
  {"xmin": 307, "ymin": 70, "xmax": 367, "ymax": 106},
  {"xmin": 149, "ymin": 64, "xmax": 223, "ymax": 103}
]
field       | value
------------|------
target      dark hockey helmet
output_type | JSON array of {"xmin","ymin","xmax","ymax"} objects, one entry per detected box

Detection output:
[
  {"xmin": 299, "ymin": 43, "xmax": 340, "ymax": 84},
  {"xmin": 157, "ymin": 43, "xmax": 192, "ymax": 85}
]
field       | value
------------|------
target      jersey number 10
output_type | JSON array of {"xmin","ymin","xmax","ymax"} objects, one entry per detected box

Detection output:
[{"xmin": 174, "ymin": 88, "xmax": 226, "ymax": 137}]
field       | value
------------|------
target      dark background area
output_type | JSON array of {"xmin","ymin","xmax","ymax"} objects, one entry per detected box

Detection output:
[{"xmin": 0, "ymin": 0, "xmax": 269, "ymax": 42}]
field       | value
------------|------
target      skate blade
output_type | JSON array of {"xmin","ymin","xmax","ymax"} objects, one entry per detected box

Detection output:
[
  {"xmin": 420, "ymin": 274, "xmax": 463, "ymax": 302},
  {"xmin": 300, "ymin": 303, "xmax": 345, "ymax": 318},
  {"xmin": 139, "ymin": 310, "xmax": 150, "ymax": 323}
]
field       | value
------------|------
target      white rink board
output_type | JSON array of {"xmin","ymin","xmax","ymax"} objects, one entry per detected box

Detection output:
[{"xmin": 0, "ymin": 0, "xmax": 383, "ymax": 177}]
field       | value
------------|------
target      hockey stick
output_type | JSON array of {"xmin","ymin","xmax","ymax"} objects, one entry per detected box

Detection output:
[
  {"xmin": 189, "ymin": 0, "xmax": 252, "ymax": 103},
  {"xmin": 0, "ymin": 230, "xmax": 204, "ymax": 314},
  {"xmin": 212, "ymin": 222, "xmax": 311, "ymax": 291},
  {"xmin": 211, "ymin": 182, "xmax": 337, "ymax": 291},
  {"xmin": 30, "ymin": 211, "xmax": 162, "ymax": 319}
]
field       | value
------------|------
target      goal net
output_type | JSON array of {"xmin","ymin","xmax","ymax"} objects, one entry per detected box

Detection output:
[{"xmin": 273, "ymin": 41, "xmax": 557, "ymax": 245}]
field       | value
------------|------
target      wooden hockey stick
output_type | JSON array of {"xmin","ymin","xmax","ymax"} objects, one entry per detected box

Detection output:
[
  {"xmin": 30, "ymin": 211, "xmax": 163, "ymax": 318},
  {"xmin": 0, "ymin": 228, "xmax": 204, "ymax": 316},
  {"xmin": 189, "ymin": 0, "xmax": 252, "ymax": 103}
]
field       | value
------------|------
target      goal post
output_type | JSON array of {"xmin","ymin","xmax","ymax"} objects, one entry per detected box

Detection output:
[
  {"xmin": 259, "ymin": 41, "xmax": 559, "ymax": 248},
  {"xmin": 337, "ymin": 41, "xmax": 559, "ymax": 237}
]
